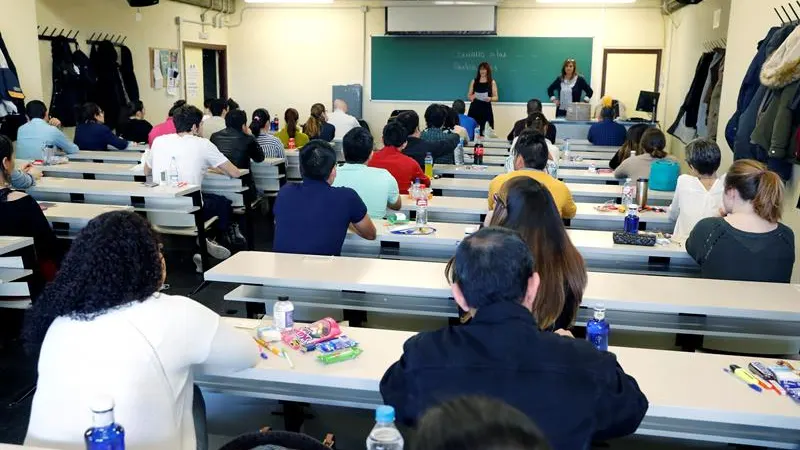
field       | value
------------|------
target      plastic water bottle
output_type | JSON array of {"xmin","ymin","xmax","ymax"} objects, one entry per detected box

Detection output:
[
  {"xmin": 586, "ymin": 304, "xmax": 610, "ymax": 352},
  {"xmin": 273, "ymin": 296, "xmax": 294, "ymax": 331},
  {"xmin": 424, "ymin": 152, "xmax": 434, "ymax": 178},
  {"xmin": 41, "ymin": 144, "xmax": 56, "ymax": 165},
  {"xmin": 475, "ymin": 126, "xmax": 482, "ymax": 143},
  {"xmin": 621, "ymin": 178, "xmax": 636, "ymax": 208},
  {"xmin": 84, "ymin": 396, "xmax": 125, "ymax": 450},
  {"xmin": 624, "ymin": 204, "xmax": 640, "ymax": 234},
  {"xmin": 455, "ymin": 139, "xmax": 465, "ymax": 166},
  {"xmin": 562, "ymin": 139, "xmax": 571, "ymax": 161},
  {"xmin": 366, "ymin": 406, "xmax": 404, "ymax": 450},
  {"xmin": 168, "ymin": 157, "xmax": 179, "ymax": 187},
  {"xmin": 416, "ymin": 197, "xmax": 428, "ymax": 227}
]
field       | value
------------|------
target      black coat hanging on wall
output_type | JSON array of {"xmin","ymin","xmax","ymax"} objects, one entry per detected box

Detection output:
[
  {"xmin": 89, "ymin": 41, "xmax": 127, "ymax": 131},
  {"xmin": 119, "ymin": 45, "xmax": 139, "ymax": 103},
  {"xmin": 49, "ymin": 36, "xmax": 83, "ymax": 127}
]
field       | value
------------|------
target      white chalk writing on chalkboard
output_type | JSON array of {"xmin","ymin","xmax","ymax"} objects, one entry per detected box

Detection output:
[{"xmin": 455, "ymin": 51, "xmax": 485, "ymax": 59}]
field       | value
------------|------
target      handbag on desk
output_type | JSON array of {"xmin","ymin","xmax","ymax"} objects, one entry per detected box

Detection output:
[{"xmin": 613, "ymin": 232, "xmax": 656, "ymax": 246}]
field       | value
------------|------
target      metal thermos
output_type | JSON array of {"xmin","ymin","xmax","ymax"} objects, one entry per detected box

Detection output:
[{"xmin": 636, "ymin": 178, "xmax": 649, "ymax": 208}]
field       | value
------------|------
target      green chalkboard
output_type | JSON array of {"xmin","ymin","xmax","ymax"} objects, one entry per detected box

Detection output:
[{"xmin": 371, "ymin": 36, "xmax": 593, "ymax": 103}]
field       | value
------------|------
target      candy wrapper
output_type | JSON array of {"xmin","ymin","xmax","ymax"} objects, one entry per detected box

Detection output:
[
  {"xmin": 281, "ymin": 317, "xmax": 341, "ymax": 351},
  {"xmin": 317, "ymin": 347, "xmax": 363, "ymax": 365},
  {"xmin": 307, "ymin": 336, "xmax": 358, "ymax": 353}
]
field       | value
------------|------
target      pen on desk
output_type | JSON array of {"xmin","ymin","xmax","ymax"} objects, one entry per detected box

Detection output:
[
  {"xmin": 282, "ymin": 349, "xmax": 295, "ymax": 369},
  {"xmin": 725, "ymin": 367, "xmax": 762, "ymax": 392}
]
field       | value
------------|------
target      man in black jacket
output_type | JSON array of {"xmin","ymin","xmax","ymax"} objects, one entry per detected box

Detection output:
[
  {"xmin": 394, "ymin": 110, "xmax": 458, "ymax": 169},
  {"xmin": 507, "ymin": 98, "xmax": 557, "ymax": 143},
  {"xmin": 380, "ymin": 227, "xmax": 648, "ymax": 450}
]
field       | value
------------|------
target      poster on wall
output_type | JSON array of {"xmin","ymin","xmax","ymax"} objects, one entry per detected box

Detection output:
[
  {"xmin": 150, "ymin": 47, "xmax": 180, "ymax": 94},
  {"xmin": 186, "ymin": 63, "xmax": 200, "ymax": 98}
]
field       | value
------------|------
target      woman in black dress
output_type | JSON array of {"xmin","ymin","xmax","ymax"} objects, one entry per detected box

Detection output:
[
  {"xmin": 547, "ymin": 58, "xmax": 593, "ymax": 118},
  {"xmin": 467, "ymin": 62, "xmax": 499, "ymax": 137}
]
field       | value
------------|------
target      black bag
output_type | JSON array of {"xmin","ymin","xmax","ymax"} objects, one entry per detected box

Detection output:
[{"xmin": 220, "ymin": 430, "xmax": 335, "ymax": 450}]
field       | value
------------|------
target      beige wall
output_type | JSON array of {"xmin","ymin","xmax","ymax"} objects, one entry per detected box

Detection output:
[
  {"xmin": 661, "ymin": 0, "xmax": 730, "ymax": 164},
  {"xmin": 227, "ymin": 5, "xmax": 665, "ymax": 139},
  {"xmin": 183, "ymin": 46, "xmax": 205, "ymax": 109},
  {"xmin": 35, "ymin": 0, "xmax": 227, "ymax": 125},
  {"xmin": 0, "ymin": 0, "xmax": 43, "ymax": 101},
  {"xmin": 719, "ymin": 0, "xmax": 800, "ymax": 282}
]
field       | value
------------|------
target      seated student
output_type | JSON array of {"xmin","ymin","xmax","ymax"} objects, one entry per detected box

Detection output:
[
  {"xmin": 74, "ymin": 103, "xmax": 129, "ymax": 151},
  {"xmin": 592, "ymin": 95, "xmax": 627, "ymax": 121},
  {"xmin": 380, "ymin": 227, "xmax": 649, "ymax": 450},
  {"xmin": 369, "ymin": 121, "xmax": 430, "ymax": 194},
  {"xmin": 394, "ymin": 111, "xmax": 457, "ymax": 170},
  {"xmin": 444, "ymin": 105, "xmax": 469, "ymax": 142},
  {"xmin": 302, "ymin": 103, "xmax": 336, "ymax": 142},
  {"xmin": 9, "ymin": 162, "xmax": 41, "ymax": 190},
  {"xmin": 148, "ymin": 100, "xmax": 186, "ymax": 147},
  {"xmin": 227, "ymin": 98, "xmax": 240, "ymax": 111},
  {"xmin": 16, "ymin": 100, "xmax": 79, "ymax": 160},
  {"xmin": 144, "ymin": 105, "xmax": 243, "ymax": 268},
  {"xmin": 669, "ymin": 138, "xmax": 725, "ymax": 242},
  {"xmin": 488, "ymin": 177, "xmax": 587, "ymax": 332},
  {"xmin": 250, "ymin": 108, "xmax": 285, "ymax": 158},
  {"xmin": 414, "ymin": 396, "xmax": 552, "ymax": 450},
  {"xmin": 452, "ymin": 99, "xmax": 478, "ymax": 141},
  {"xmin": 333, "ymin": 127, "xmax": 401, "ymax": 219},
  {"xmin": 421, "ymin": 105, "xmax": 461, "ymax": 164},
  {"xmin": 0, "ymin": 135, "xmax": 62, "ymax": 280},
  {"xmin": 609, "ymin": 123, "xmax": 649, "ymax": 170},
  {"xmin": 508, "ymin": 99, "xmax": 557, "ymax": 143},
  {"xmin": 614, "ymin": 128, "xmax": 676, "ymax": 181},
  {"xmin": 274, "ymin": 140, "xmax": 376, "ymax": 255},
  {"xmin": 489, "ymin": 132, "xmax": 576, "ymax": 219},
  {"xmin": 201, "ymin": 98, "xmax": 227, "ymax": 140},
  {"xmin": 587, "ymin": 107, "xmax": 627, "ymax": 147},
  {"xmin": 23, "ymin": 211, "xmax": 259, "ymax": 450},
  {"xmin": 210, "ymin": 109, "xmax": 265, "ymax": 202},
  {"xmin": 116, "ymin": 100, "xmax": 153, "ymax": 144},
  {"xmin": 275, "ymin": 108, "xmax": 310, "ymax": 149},
  {"xmin": 202, "ymin": 98, "xmax": 213, "ymax": 122},
  {"xmin": 686, "ymin": 159, "xmax": 795, "ymax": 283},
  {"xmin": 328, "ymin": 99, "xmax": 361, "ymax": 140}
]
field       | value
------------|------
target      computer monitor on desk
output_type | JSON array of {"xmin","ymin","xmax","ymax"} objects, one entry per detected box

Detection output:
[{"xmin": 636, "ymin": 91, "xmax": 661, "ymax": 123}]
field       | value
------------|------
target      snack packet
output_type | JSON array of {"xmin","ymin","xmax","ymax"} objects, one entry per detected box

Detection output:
[
  {"xmin": 281, "ymin": 317, "xmax": 341, "ymax": 351},
  {"xmin": 311, "ymin": 336, "xmax": 359, "ymax": 353},
  {"xmin": 317, "ymin": 347, "xmax": 363, "ymax": 365}
]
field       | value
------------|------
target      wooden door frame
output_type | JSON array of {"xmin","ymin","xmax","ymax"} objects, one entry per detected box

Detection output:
[
  {"xmin": 182, "ymin": 41, "xmax": 228, "ymax": 101},
  {"xmin": 601, "ymin": 49, "xmax": 663, "ymax": 97}
]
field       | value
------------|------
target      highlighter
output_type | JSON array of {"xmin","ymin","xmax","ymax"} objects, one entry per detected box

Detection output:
[{"xmin": 730, "ymin": 364, "xmax": 763, "ymax": 391}]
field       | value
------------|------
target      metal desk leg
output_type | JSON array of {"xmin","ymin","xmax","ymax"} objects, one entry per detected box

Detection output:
[{"xmin": 192, "ymin": 191, "xmax": 210, "ymax": 272}]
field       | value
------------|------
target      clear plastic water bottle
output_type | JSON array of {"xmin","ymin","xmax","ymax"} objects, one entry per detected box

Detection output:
[
  {"xmin": 168, "ymin": 157, "xmax": 179, "ymax": 187},
  {"xmin": 41, "ymin": 144, "xmax": 56, "ymax": 166},
  {"xmin": 84, "ymin": 396, "xmax": 125, "ymax": 450},
  {"xmin": 455, "ymin": 139, "xmax": 465, "ymax": 166},
  {"xmin": 366, "ymin": 406, "xmax": 404, "ymax": 450},
  {"xmin": 424, "ymin": 152, "xmax": 434, "ymax": 178},
  {"xmin": 621, "ymin": 178, "xmax": 636, "ymax": 208},
  {"xmin": 562, "ymin": 139, "xmax": 571, "ymax": 161},
  {"xmin": 410, "ymin": 178, "xmax": 421, "ymax": 200},
  {"xmin": 273, "ymin": 296, "xmax": 294, "ymax": 331},
  {"xmin": 586, "ymin": 304, "xmax": 609, "ymax": 352},
  {"xmin": 624, "ymin": 204, "xmax": 640, "ymax": 234},
  {"xmin": 416, "ymin": 197, "xmax": 428, "ymax": 227},
  {"xmin": 475, "ymin": 126, "xmax": 482, "ymax": 143}
]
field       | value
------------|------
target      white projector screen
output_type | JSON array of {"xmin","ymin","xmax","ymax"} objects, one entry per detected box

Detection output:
[{"xmin": 386, "ymin": 6, "xmax": 496, "ymax": 35}]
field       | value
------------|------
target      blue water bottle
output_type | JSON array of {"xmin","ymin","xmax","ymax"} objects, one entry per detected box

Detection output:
[
  {"xmin": 586, "ymin": 304, "xmax": 610, "ymax": 352},
  {"xmin": 623, "ymin": 204, "xmax": 640, "ymax": 234},
  {"xmin": 85, "ymin": 396, "xmax": 125, "ymax": 450}
]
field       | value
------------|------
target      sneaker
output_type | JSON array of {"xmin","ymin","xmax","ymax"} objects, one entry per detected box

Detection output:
[
  {"xmin": 206, "ymin": 239, "xmax": 231, "ymax": 260},
  {"xmin": 231, "ymin": 223, "xmax": 246, "ymax": 244},
  {"xmin": 193, "ymin": 254, "xmax": 203, "ymax": 273}
]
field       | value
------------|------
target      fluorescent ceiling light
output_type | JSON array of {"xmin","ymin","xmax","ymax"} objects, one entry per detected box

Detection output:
[
  {"xmin": 434, "ymin": 1, "xmax": 484, "ymax": 4},
  {"xmin": 245, "ymin": 0, "xmax": 334, "ymax": 3},
  {"xmin": 536, "ymin": 0, "xmax": 635, "ymax": 3}
]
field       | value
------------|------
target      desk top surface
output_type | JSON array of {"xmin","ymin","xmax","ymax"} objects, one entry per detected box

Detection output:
[
  {"xmin": 432, "ymin": 178, "xmax": 674, "ymax": 200},
  {"xmin": 28, "ymin": 177, "xmax": 200, "ymax": 198},
  {"xmin": 42, "ymin": 202, "xmax": 133, "ymax": 224},
  {"xmin": 0, "ymin": 236, "xmax": 34, "ymax": 255}
]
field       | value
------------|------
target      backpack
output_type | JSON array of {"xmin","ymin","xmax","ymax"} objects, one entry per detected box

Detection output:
[{"xmin": 649, "ymin": 159, "xmax": 680, "ymax": 191}]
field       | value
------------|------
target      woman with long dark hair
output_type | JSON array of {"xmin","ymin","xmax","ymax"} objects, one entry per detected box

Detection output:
[
  {"xmin": 73, "ymin": 102, "xmax": 129, "ymax": 150},
  {"xmin": 467, "ymin": 62, "xmax": 499, "ymax": 137},
  {"xmin": 302, "ymin": 103, "xmax": 336, "ymax": 142},
  {"xmin": 116, "ymin": 100, "xmax": 153, "ymax": 144},
  {"xmin": 489, "ymin": 176, "xmax": 587, "ymax": 331},
  {"xmin": 547, "ymin": 59, "xmax": 593, "ymax": 118},
  {"xmin": 249, "ymin": 108, "xmax": 285, "ymax": 158},
  {"xmin": 24, "ymin": 211, "xmax": 258, "ymax": 450},
  {"xmin": 609, "ymin": 123, "xmax": 649, "ymax": 170},
  {"xmin": 275, "ymin": 107, "xmax": 310, "ymax": 149}
]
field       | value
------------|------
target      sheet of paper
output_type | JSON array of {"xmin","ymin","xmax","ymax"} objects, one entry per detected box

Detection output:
[{"xmin": 152, "ymin": 49, "xmax": 164, "ymax": 89}]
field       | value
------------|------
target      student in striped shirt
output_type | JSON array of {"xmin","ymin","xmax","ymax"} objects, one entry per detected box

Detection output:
[{"xmin": 250, "ymin": 108, "xmax": 285, "ymax": 158}]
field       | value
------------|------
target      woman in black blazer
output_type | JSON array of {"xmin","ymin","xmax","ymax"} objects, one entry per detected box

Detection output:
[{"xmin": 547, "ymin": 59, "xmax": 594, "ymax": 118}]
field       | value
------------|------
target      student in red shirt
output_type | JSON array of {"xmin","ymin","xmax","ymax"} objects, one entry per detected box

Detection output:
[{"xmin": 369, "ymin": 121, "xmax": 430, "ymax": 194}]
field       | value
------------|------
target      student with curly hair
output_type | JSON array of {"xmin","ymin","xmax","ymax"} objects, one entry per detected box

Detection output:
[{"xmin": 23, "ymin": 211, "xmax": 259, "ymax": 450}]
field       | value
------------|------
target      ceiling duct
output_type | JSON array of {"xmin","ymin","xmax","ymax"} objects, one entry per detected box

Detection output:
[
  {"xmin": 662, "ymin": 0, "xmax": 703, "ymax": 14},
  {"xmin": 169, "ymin": 0, "xmax": 235, "ymax": 13}
]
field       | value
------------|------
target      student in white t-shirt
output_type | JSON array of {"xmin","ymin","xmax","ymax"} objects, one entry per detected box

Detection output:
[
  {"xmin": 144, "ymin": 104, "xmax": 243, "ymax": 269},
  {"xmin": 328, "ymin": 99, "xmax": 361, "ymax": 140},
  {"xmin": 24, "ymin": 211, "xmax": 259, "ymax": 450},
  {"xmin": 668, "ymin": 138, "xmax": 725, "ymax": 242}
]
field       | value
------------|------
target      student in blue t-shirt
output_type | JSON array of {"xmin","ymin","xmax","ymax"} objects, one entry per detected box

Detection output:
[
  {"xmin": 453, "ymin": 99, "xmax": 478, "ymax": 141},
  {"xmin": 273, "ymin": 140, "xmax": 377, "ymax": 256},
  {"xmin": 587, "ymin": 107, "xmax": 627, "ymax": 147}
]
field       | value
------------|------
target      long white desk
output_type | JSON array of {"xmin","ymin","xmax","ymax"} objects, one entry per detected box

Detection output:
[
  {"xmin": 196, "ymin": 318, "xmax": 800, "ymax": 449},
  {"xmin": 434, "ymin": 165, "xmax": 620, "ymax": 184},
  {"xmin": 0, "ymin": 236, "xmax": 34, "ymax": 256},
  {"xmin": 42, "ymin": 202, "xmax": 133, "ymax": 237},
  {"xmin": 68, "ymin": 151, "xmax": 142, "ymax": 164},
  {"xmin": 0, "ymin": 236, "xmax": 35, "ymax": 309},
  {"xmin": 207, "ymin": 252, "xmax": 800, "ymax": 341},
  {"xmin": 431, "ymin": 178, "xmax": 673, "ymax": 204},
  {"xmin": 557, "ymin": 168, "xmax": 619, "ymax": 184}
]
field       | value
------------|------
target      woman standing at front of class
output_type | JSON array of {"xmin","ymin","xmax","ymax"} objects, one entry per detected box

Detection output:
[
  {"xmin": 547, "ymin": 58, "xmax": 593, "ymax": 118},
  {"xmin": 467, "ymin": 62, "xmax": 499, "ymax": 137}
]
